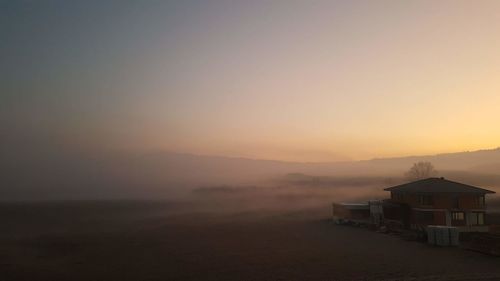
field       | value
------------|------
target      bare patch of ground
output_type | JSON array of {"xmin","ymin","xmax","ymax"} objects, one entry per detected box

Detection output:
[{"xmin": 1, "ymin": 199, "xmax": 500, "ymax": 281}]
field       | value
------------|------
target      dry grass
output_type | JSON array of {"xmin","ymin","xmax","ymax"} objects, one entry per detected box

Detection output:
[{"xmin": 1, "ymin": 189, "xmax": 500, "ymax": 281}]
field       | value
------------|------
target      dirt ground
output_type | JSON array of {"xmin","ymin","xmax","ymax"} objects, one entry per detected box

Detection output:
[{"xmin": 1, "ymin": 199, "xmax": 500, "ymax": 281}]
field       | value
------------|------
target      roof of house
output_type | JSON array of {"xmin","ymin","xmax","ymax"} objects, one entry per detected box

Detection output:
[
  {"xmin": 384, "ymin": 177, "xmax": 495, "ymax": 194},
  {"xmin": 337, "ymin": 203, "xmax": 369, "ymax": 210}
]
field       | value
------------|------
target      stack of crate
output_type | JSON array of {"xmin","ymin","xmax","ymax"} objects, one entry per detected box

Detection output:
[{"xmin": 426, "ymin": 226, "xmax": 459, "ymax": 246}]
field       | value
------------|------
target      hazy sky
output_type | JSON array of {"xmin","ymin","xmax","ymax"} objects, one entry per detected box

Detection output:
[{"xmin": 2, "ymin": 0, "xmax": 500, "ymax": 162}]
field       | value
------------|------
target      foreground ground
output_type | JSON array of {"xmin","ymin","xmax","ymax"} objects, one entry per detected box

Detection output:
[{"xmin": 1, "ymin": 200, "xmax": 500, "ymax": 281}]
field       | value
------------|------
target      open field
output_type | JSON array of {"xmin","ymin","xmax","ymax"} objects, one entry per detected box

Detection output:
[{"xmin": 1, "ymin": 194, "xmax": 500, "ymax": 281}]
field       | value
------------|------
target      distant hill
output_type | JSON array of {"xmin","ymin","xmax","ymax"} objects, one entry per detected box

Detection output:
[
  {"xmin": 103, "ymin": 148, "xmax": 500, "ymax": 186},
  {"xmin": 469, "ymin": 162, "xmax": 500, "ymax": 175},
  {"xmin": 149, "ymin": 148, "xmax": 500, "ymax": 187},
  {"xmin": 365, "ymin": 148, "xmax": 500, "ymax": 174},
  {"xmin": 2, "ymin": 144, "xmax": 500, "ymax": 200}
]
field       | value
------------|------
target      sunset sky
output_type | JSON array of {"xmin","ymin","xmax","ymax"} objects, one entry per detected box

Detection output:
[{"xmin": 2, "ymin": 0, "xmax": 500, "ymax": 162}]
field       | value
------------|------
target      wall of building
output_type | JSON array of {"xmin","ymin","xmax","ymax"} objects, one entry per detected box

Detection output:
[
  {"xmin": 434, "ymin": 211, "xmax": 447, "ymax": 225},
  {"xmin": 390, "ymin": 192, "xmax": 489, "ymax": 229},
  {"xmin": 390, "ymin": 192, "xmax": 486, "ymax": 210}
]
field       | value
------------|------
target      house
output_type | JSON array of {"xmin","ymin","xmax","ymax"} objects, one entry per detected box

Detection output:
[{"xmin": 384, "ymin": 177, "xmax": 495, "ymax": 232}]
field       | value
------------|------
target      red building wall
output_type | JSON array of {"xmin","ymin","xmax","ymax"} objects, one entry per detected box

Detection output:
[
  {"xmin": 390, "ymin": 192, "xmax": 487, "ymax": 227},
  {"xmin": 390, "ymin": 192, "xmax": 485, "ymax": 210},
  {"xmin": 434, "ymin": 211, "xmax": 446, "ymax": 225}
]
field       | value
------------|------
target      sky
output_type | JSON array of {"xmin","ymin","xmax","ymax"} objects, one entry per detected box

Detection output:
[{"xmin": 2, "ymin": 0, "xmax": 500, "ymax": 162}]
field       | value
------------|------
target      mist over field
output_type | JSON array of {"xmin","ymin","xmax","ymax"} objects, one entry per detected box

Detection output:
[
  {"xmin": 4, "ymin": 1, "xmax": 500, "ymax": 280},
  {"xmin": 2, "ymin": 133, "xmax": 500, "ymax": 203}
]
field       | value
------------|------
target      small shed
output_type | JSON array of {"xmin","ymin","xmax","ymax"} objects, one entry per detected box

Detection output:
[{"xmin": 332, "ymin": 203, "xmax": 370, "ymax": 223}]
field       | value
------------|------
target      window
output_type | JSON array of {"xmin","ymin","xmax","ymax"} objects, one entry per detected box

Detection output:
[
  {"xmin": 419, "ymin": 195, "xmax": 433, "ymax": 206},
  {"xmin": 478, "ymin": 212, "xmax": 485, "ymax": 225},
  {"xmin": 470, "ymin": 212, "xmax": 485, "ymax": 225},
  {"xmin": 392, "ymin": 192, "xmax": 403, "ymax": 201},
  {"xmin": 452, "ymin": 212, "xmax": 465, "ymax": 221},
  {"xmin": 474, "ymin": 196, "xmax": 485, "ymax": 207}
]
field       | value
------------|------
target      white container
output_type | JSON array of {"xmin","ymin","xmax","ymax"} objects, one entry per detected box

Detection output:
[
  {"xmin": 435, "ymin": 226, "xmax": 450, "ymax": 246},
  {"xmin": 426, "ymin": 226, "xmax": 436, "ymax": 245},
  {"xmin": 449, "ymin": 227, "xmax": 460, "ymax": 246},
  {"xmin": 426, "ymin": 226, "xmax": 459, "ymax": 247}
]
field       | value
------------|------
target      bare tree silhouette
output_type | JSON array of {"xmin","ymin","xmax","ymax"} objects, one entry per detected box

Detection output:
[{"xmin": 405, "ymin": 161, "xmax": 438, "ymax": 181}]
